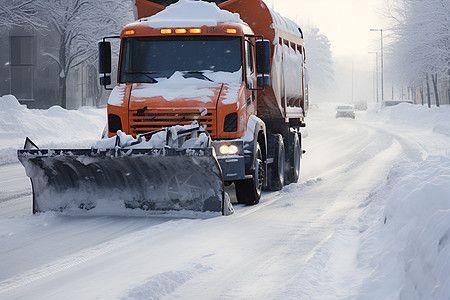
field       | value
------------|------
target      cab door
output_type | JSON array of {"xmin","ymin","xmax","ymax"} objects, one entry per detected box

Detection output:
[{"xmin": 244, "ymin": 37, "xmax": 257, "ymax": 118}]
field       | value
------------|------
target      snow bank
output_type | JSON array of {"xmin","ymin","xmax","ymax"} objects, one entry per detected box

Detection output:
[
  {"xmin": 308, "ymin": 103, "xmax": 450, "ymax": 298},
  {"xmin": 352, "ymin": 103, "xmax": 450, "ymax": 299},
  {"xmin": 0, "ymin": 95, "xmax": 106, "ymax": 165},
  {"xmin": 142, "ymin": 0, "xmax": 244, "ymax": 28},
  {"xmin": 367, "ymin": 103, "xmax": 450, "ymax": 137},
  {"xmin": 356, "ymin": 156, "xmax": 450, "ymax": 299}
]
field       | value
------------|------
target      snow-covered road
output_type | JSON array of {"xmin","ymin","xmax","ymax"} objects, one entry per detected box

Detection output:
[{"xmin": 0, "ymin": 102, "xmax": 449, "ymax": 299}]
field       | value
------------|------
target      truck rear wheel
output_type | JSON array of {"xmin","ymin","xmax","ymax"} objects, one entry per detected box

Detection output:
[
  {"xmin": 235, "ymin": 143, "xmax": 264, "ymax": 205},
  {"xmin": 285, "ymin": 131, "xmax": 301, "ymax": 184},
  {"xmin": 265, "ymin": 134, "xmax": 284, "ymax": 191}
]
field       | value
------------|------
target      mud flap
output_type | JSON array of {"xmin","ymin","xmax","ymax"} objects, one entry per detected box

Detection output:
[{"xmin": 18, "ymin": 147, "xmax": 233, "ymax": 216}]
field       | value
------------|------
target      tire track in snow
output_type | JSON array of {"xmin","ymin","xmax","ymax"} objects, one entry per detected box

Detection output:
[
  {"xmin": 186, "ymin": 124, "xmax": 407, "ymax": 299},
  {"xmin": 0, "ymin": 193, "xmax": 31, "ymax": 218},
  {"xmin": 0, "ymin": 191, "xmax": 31, "ymax": 204},
  {"xmin": 279, "ymin": 138, "xmax": 406, "ymax": 298},
  {"xmin": 0, "ymin": 219, "xmax": 184, "ymax": 295},
  {"xmin": 0, "ymin": 163, "xmax": 32, "ymax": 217}
]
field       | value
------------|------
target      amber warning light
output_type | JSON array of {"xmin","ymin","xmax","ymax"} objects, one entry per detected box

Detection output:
[
  {"xmin": 161, "ymin": 28, "xmax": 202, "ymax": 34},
  {"xmin": 159, "ymin": 28, "xmax": 238, "ymax": 34}
]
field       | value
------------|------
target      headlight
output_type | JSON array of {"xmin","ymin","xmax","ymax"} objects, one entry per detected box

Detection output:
[
  {"xmin": 219, "ymin": 144, "xmax": 239, "ymax": 155},
  {"xmin": 228, "ymin": 145, "xmax": 239, "ymax": 154}
]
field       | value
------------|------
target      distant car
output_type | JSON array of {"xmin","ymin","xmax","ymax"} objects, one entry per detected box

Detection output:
[
  {"xmin": 335, "ymin": 105, "xmax": 355, "ymax": 119},
  {"xmin": 382, "ymin": 100, "xmax": 413, "ymax": 108},
  {"xmin": 355, "ymin": 101, "xmax": 368, "ymax": 111}
]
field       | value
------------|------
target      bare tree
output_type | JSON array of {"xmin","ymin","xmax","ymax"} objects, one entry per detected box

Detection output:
[
  {"xmin": 0, "ymin": 0, "xmax": 45, "ymax": 30},
  {"xmin": 33, "ymin": 0, "xmax": 133, "ymax": 108},
  {"xmin": 1, "ymin": 0, "xmax": 133, "ymax": 108},
  {"xmin": 384, "ymin": 0, "xmax": 450, "ymax": 106}
]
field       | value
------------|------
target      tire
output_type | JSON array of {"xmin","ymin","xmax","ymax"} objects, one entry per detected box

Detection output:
[
  {"xmin": 235, "ymin": 142, "xmax": 264, "ymax": 205},
  {"xmin": 265, "ymin": 134, "xmax": 284, "ymax": 191},
  {"xmin": 285, "ymin": 131, "xmax": 301, "ymax": 184}
]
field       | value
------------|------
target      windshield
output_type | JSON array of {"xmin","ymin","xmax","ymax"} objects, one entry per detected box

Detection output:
[{"xmin": 119, "ymin": 36, "xmax": 242, "ymax": 83}]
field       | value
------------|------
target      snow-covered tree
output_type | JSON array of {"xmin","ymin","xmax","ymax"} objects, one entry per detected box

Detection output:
[
  {"xmin": 384, "ymin": 0, "xmax": 450, "ymax": 106},
  {"xmin": 302, "ymin": 25, "xmax": 334, "ymax": 92},
  {"xmin": 1, "ymin": 0, "xmax": 133, "ymax": 108},
  {"xmin": 0, "ymin": 0, "xmax": 45, "ymax": 30},
  {"xmin": 32, "ymin": 0, "xmax": 133, "ymax": 108}
]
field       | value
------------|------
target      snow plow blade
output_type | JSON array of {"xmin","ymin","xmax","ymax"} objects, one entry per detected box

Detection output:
[{"xmin": 17, "ymin": 147, "xmax": 232, "ymax": 216}]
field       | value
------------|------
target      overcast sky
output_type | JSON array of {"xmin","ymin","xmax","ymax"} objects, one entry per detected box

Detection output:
[
  {"xmin": 266, "ymin": 0, "xmax": 387, "ymax": 103},
  {"xmin": 267, "ymin": 0, "xmax": 385, "ymax": 58}
]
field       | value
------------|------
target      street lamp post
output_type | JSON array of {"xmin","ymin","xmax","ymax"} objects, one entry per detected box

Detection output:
[
  {"xmin": 370, "ymin": 29, "xmax": 384, "ymax": 103},
  {"xmin": 368, "ymin": 51, "xmax": 379, "ymax": 103}
]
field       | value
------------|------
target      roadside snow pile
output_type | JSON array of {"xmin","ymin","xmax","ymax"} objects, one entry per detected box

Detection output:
[
  {"xmin": 0, "ymin": 95, "xmax": 106, "ymax": 165},
  {"xmin": 142, "ymin": 0, "xmax": 244, "ymax": 28},
  {"xmin": 367, "ymin": 103, "xmax": 450, "ymax": 137},
  {"xmin": 356, "ymin": 156, "xmax": 450, "ymax": 299}
]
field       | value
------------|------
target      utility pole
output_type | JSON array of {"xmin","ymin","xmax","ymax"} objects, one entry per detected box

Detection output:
[
  {"xmin": 392, "ymin": 82, "xmax": 394, "ymax": 99},
  {"xmin": 352, "ymin": 60, "xmax": 354, "ymax": 103},
  {"xmin": 370, "ymin": 29, "xmax": 384, "ymax": 104},
  {"xmin": 368, "ymin": 52, "xmax": 379, "ymax": 103}
]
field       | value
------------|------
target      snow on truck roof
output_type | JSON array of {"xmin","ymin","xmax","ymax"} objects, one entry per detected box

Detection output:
[
  {"xmin": 136, "ymin": 0, "xmax": 303, "ymax": 41},
  {"xmin": 140, "ymin": 0, "xmax": 245, "ymax": 28},
  {"xmin": 267, "ymin": 7, "xmax": 303, "ymax": 39}
]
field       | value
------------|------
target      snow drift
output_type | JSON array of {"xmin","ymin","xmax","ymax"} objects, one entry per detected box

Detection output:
[{"xmin": 0, "ymin": 95, "xmax": 106, "ymax": 165}]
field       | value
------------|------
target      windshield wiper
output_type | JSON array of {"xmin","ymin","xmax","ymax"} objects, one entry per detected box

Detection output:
[
  {"xmin": 125, "ymin": 72, "xmax": 158, "ymax": 83},
  {"xmin": 182, "ymin": 71, "xmax": 213, "ymax": 82}
]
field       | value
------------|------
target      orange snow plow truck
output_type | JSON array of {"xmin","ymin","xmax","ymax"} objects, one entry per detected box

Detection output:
[{"xmin": 17, "ymin": 0, "xmax": 307, "ymax": 216}]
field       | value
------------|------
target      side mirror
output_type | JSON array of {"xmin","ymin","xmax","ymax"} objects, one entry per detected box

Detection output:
[
  {"xmin": 98, "ymin": 41, "xmax": 111, "ymax": 87},
  {"xmin": 256, "ymin": 39, "xmax": 270, "ymax": 74}
]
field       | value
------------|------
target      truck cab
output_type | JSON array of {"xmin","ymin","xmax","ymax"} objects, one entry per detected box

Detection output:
[
  {"xmin": 104, "ymin": 21, "xmax": 265, "ymax": 142},
  {"xmin": 99, "ymin": 0, "xmax": 305, "ymax": 206}
]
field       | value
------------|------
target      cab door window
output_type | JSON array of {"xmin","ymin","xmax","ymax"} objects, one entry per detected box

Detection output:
[{"xmin": 244, "ymin": 39, "xmax": 255, "ymax": 89}]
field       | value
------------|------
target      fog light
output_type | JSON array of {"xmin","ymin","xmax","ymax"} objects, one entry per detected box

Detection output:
[
  {"xmin": 219, "ymin": 145, "xmax": 229, "ymax": 155},
  {"xmin": 219, "ymin": 144, "xmax": 239, "ymax": 155},
  {"xmin": 228, "ymin": 145, "xmax": 239, "ymax": 154}
]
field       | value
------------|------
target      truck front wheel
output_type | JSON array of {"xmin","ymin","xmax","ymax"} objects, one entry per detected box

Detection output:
[{"xmin": 235, "ymin": 143, "xmax": 264, "ymax": 205}]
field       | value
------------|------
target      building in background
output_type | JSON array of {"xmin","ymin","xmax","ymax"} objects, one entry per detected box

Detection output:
[{"xmin": 0, "ymin": 27, "xmax": 108, "ymax": 109}]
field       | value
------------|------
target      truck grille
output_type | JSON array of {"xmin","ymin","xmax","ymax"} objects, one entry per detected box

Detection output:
[{"xmin": 130, "ymin": 109, "xmax": 216, "ymax": 136}]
